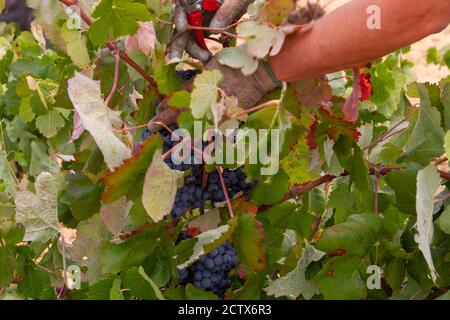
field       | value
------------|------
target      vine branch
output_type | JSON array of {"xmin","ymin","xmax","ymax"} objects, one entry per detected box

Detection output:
[{"xmin": 57, "ymin": 0, "xmax": 161, "ymax": 99}]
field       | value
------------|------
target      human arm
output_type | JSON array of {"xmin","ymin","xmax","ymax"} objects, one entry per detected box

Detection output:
[{"xmin": 270, "ymin": 0, "xmax": 450, "ymax": 82}]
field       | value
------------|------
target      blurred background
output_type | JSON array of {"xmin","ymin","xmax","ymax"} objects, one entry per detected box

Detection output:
[{"xmin": 324, "ymin": 0, "xmax": 450, "ymax": 83}]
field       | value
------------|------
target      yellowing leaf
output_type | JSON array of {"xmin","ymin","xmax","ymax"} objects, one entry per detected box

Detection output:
[
  {"xmin": 67, "ymin": 72, "xmax": 131, "ymax": 171},
  {"xmin": 258, "ymin": 0, "xmax": 293, "ymax": 25},
  {"xmin": 35, "ymin": 109, "xmax": 65, "ymax": 138},
  {"xmin": 218, "ymin": 46, "xmax": 259, "ymax": 76},
  {"xmin": 15, "ymin": 172, "xmax": 59, "ymax": 242},
  {"xmin": 415, "ymin": 164, "xmax": 440, "ymax": 282},
  {"xmin": 237, "ymin": 21, "xmax": 285, "ymax": 59},
  {"xmin": 30, "ymin": 21, "xmax": 46, "ymax": 51},
  {"xmin": 190, "ymin": 70, "xmax": 223, "ymax": 119},
  {"xmin": 141, "ymin": 149, "xmax": 184, "ymax": 222},
  {"xmin": 188, "ymin": 209, "xmax": 221, "ymax": 232},
  {"xmin": 61, "ymin": 24, "xmax": 90, "ymax": 68},
  {"xmin": 72, "ymin": 214, "xmax": 112, "ymax": 285},
  {"xmin": 265, "ymin": 243, "xmax": 325, "ymax": 299},
  {"xmin": 177, "ymin": 220, "xmax": 236, "ymax": 269},
  {"xmin": 125, "ymin": 21, "xmax": 156, "ymax": 56},
  {"xmin": 100, "ymin": 197, "xmax": 128, "ymax": 236}
]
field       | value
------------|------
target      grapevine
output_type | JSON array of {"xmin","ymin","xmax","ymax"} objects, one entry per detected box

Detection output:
[{"xmin": 0, "ymin": 0, "xmax": 449, "ymax": 302}]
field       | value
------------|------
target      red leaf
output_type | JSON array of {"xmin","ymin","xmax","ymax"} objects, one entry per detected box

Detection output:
[
  {"xmin": 306, "ymin": 119, "xmax": 318, "ymax": 150},
  {"xmin": 318, "ymin": 107, "xmax": 360, "ymax": 142},
  {"xmin": 292, "ymin": 77, "xmax": 332, "ymax": 108},
  {"xmin": 342, "ymin": 66, "xmax": 373, "ymax": 123},
  {"xmin": 233, "ymin": 212, "xmax": 266, "ymax": 273},
  {"xmin": 360, "ymin": 70, "xmax": 373, "ymax": 101},
  {"xmin": 342, "ymin": 67, "xmax": 362, "ymax": 123}
]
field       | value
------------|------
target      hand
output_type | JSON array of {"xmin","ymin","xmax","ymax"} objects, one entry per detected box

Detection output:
[
  {"xmin": 166, "ymin": 0, "xmax": 255, "ymax": 62},
  {"xmin": 148, "ymin": 55, "xmax": 279, "ymax": 132}
]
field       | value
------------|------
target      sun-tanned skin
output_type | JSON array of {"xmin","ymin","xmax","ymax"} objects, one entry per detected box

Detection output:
[
  {"xmin": 270, "ymin": 0, "xmax": 450, "ymax": 82},
  {"xmin": 149, "ymin": 0, "xmax": 449, "ymax": 131}
]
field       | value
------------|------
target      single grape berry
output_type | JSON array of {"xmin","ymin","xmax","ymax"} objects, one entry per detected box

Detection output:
[{"xmin": 176, "ymin": 69, "xmax": 199, "ymax": 81}]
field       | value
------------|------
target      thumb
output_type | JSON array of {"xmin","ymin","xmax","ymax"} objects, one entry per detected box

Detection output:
[{"xmin": 209, "ymin": 0, "xmax": 254, "ymax": 32}]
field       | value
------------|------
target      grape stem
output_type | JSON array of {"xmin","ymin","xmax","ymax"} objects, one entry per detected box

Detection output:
[
  {"xmin": 104, "ymin": 45, "xmax": 120, "ymax": 106},
  {"xmin": 217, "ymin": 167, "xmax": 234, "ymax": 218},
  {"xmin": 229, "ymin": 100, "xmax": 280, "ymax": 119},
  {"xmin": 57, "ymin": 0, "xmax": 162, "ymax": 100},
  {"xmin": 57, "ymin": 233, "xmax": 68, "ymax": 300}
]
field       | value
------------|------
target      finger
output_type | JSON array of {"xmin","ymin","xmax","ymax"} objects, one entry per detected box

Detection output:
[
  {"xmin": 209, "ymin": 0, "xmax": 254, "ymax": 32},
  {"xmin": 186, "ymin": 37, "xmax": 212, "ymax": 62},
  {"xmin": 166, "ymin": 32, "xmax": 189, "ymax": 63},
  {"xmin": 174, "ymin": 0, "xmax": 190, "ymax": 32}
]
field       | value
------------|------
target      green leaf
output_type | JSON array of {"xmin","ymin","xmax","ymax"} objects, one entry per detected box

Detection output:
[
  {"xmin": 185, "ymin": 284, "xmax": 218, "ymax": 300},
  {"xmin": 35, "ymin": 109, "xmax": 65, "ymax": 138},
  {"xmin": 233, "ymin": 213, "xmax": 266, "ymax": 273},
  {"xmin": 441, "ymin": 79, "xmax": 450, "ymax": 131},
  {"xmin": 142, "ymin": 149, "xmax": 184, "ymax": 222},
  {"xmin": 317, "ymin": 256, "xmax": 367, "ymax": 300},
  {"xmin": 102, "ymin": 134, "xmax": 163, "ymax": 203},
  {"xmin": 153, "ymin": 48, "xmax": 183, "ymax": 95},
  {"xmin": 0, "ymin": 222, "xmax": 25, "ymax": 245},
  {"xmin": 123, "ymin": 266, "xmax": 165, "ymax": 300},
  {"xmin": 89, "ymin": 0, "xmax": 152, "ymax": 46},
  {"xmin": 168, "ymin": 90, "xmax": 191, "ymax": 109},
  {"xmin": 17, "ymin": 261, "xmax": 51, "ymax": 298},
  {"xmin": 350, "ymin": 145, "xmax": 369, "ymax": 192},
  {"xmin": 385, "ymin": 164, "xmax": 419, "ymax": 215},
  {"xmin": 109, "ymin": 278, "xmax": 124, "ymax": 300},
  {"xmin": 102, "ymin": 232, "xmax": 158, "ymax": 274},
  {"xmin": 265, "ymin": 243, "xmax": 325, "ymax": 300},
  {"xmin": 315, "ymin": 214, "xmax": 382, "ymax": 257},
  {"xmin": 401, "ymin": 83, "xmax": 445, "ymax": 166},
  {"xmin": 18, "ymin": 97, "xmax": 35, "ymax": 123},
  {"xmin": 0, "ymin": 246, "xmax": 17, "ymax": 287},
  {"xmin": 385, "ymin": 258, "xmax": 406, "ymax": 293},
  {"xmin": 426, "ymin": 47, "xmax": 440, "ymax": 65},
  {"xmin": 87, "ymin": 275, "xmax": 118, "ymax": 300},
  {"xmin": 61, "ymin": 24, "xmax": 90, "ymax": 69},
  {"xmin": 29, "ymin": 140, "xmax": 59, "ymax": 177},
  {"xmin": 250, "ymin": 169, "xmax": 289, "ymax": 205},
  {"xmin": 65, "ymin": 173, "xmax": 103, "ymax": 221},
  {"xmin": 93, "ymin": 55, "xmax": 133, "ymax": 107},
  {"xmin": 280, "ymin": 142, "xmax": 320, "ymax": 184},
  {"xmin": 72, "ymin": 214, "xmax": 112, "ymax": 285},
  {"xmin": 190, "ymin": 70, "xmax": 223, "ymax": 119},
  {"xmin": 437, "ymin": 206, "xmax": 450, "ymax": 234},
  {"xmin": 328, "ymin": 182, "xmax": 372, "ymax": 224},
  {"xmin": 14, "ymin": 172, "xmax": 59, "ymax": 242}
]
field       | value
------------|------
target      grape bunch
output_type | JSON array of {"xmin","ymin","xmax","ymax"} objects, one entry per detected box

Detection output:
[
  {"xmin": 178, "ymin": 232, "xmax": 238, "ymax": 296},
  {"xmin": 160, "ymin": 124, "xmax": 202, "ymax": 172},
  {"xmin": 204, "ymin": 169, "xmax": 255, "ymax": 206},
  {"xmin": 171, "ymin": 166, "xmax": 204, "ymax": 218},
  {"xmin": 136, "ymin": 65, "xmax": 255, "ymax": 219}
]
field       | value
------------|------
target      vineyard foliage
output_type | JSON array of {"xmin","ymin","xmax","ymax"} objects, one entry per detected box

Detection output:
[{"xmin": 0, "ymin": 0, "xmax": 449, "ymax": 300}]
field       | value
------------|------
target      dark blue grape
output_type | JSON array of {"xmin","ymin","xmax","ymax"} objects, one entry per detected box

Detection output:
[
  {"xmin": 176, "ymin": 69, "xmax": 199, "ymax": 81},
  {"xmin": 177, "ymin": 233, "xmax": 238, "ymax": 296},
  {"xmin": 194, "ymin": 271, "xmax": 203, "ymax": 281}
]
